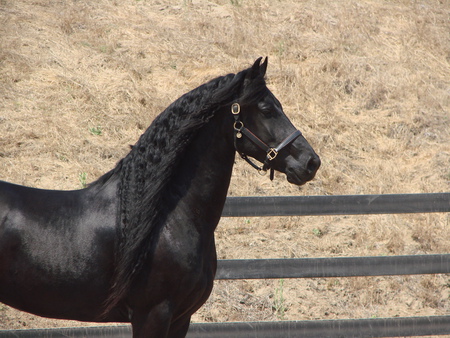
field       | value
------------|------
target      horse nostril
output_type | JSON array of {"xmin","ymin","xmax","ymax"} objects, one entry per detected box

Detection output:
[{"xmin": 306, "ymin": 155, "xmax": 321, "ymax": 174}]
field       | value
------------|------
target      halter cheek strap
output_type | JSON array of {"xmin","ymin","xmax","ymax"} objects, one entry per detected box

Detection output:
[{"xmin": 231, "ymin": 103, "xmax": 302, "ymax": 180}]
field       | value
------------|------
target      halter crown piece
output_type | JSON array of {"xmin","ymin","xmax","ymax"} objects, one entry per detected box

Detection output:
[{"xmin": 231, "ymin": 103, "xmax": 302, "ymax": 181}]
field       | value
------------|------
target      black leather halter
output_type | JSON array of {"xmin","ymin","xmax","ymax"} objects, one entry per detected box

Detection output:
[{"xmin": 231, "ymin": 103, "xmax": 302, "ymax": 180}]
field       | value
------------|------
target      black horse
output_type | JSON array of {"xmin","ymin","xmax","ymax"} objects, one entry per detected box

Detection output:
[{"xmin": 0, "ymin": 58, "xmax": 320, "ymax": 337}]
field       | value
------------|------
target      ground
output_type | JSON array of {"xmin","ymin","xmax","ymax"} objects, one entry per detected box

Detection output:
[{"xmin": 0, "ymin": 0, "xmax": 449, "ymax": 336}]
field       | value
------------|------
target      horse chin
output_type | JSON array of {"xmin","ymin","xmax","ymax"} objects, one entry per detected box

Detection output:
[
  {"xmin": 285, "ymin": 168, "xmax": 314, "ymax": 186},
  {"xmin": 286, "ymin": 173, "xmax": 307, "ymax": 186}
]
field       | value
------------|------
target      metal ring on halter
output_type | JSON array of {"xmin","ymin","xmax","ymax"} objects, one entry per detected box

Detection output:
[
  {"xmin": 233, "ymin": 121, "xmax": 244, "ymax": 131},
  {"xmin": 233, "ymin": 121, "xmax": 244, "ymax": 138}
]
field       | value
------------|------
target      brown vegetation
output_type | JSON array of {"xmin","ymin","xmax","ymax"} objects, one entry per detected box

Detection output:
[{"xmin": 0, "ymin": 0, "xmax": 449, "ymax": 334}]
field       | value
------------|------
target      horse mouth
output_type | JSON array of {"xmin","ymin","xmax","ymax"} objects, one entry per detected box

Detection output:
[
  {"xmin": 286, "ymin": 171, "xmax": 312, "ymax": 186},
  {"xmin": 285, "ymin": 163, "xmax": 319, "ymax": 186}
]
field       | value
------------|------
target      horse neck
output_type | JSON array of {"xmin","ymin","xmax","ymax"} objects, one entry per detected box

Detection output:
[{"xmin": 169, "ymin": 108, "xmax": 235, "ymax": 236}]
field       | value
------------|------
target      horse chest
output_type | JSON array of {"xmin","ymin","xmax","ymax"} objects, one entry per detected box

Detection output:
[
  {"xmin": 132, "ymin": 221, "xmax": 217, "ymax": 312},
  {"xmin": 160, "ymin": 219, "xmax": 216, "ymax": 275}
]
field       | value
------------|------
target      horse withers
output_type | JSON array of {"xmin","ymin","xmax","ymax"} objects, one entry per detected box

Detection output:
[{"xmin": 0, "ymin": 58, "xmax": 320, "ymax": 337}]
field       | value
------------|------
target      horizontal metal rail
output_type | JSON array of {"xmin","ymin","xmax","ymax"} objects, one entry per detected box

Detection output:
[
  {"xmin": 188, "ymin": 316, "xmax": 450, "ymax": 337},
  {"xmin": 222, "ymin": 193, "xmax": 450, "ymax": 216},
  {"xmin": 2, "ymin": 316, "xmax": 450, "ymax": 338},
  {"xmin": 215, "ymin": 254, "xmax": 450, "ymax": 279}
]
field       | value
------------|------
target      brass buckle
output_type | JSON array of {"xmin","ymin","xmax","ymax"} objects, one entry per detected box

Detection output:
[
  {"xmin": 231, "ymin": 103, "xmax": 240, "ymax": 115},
  {"xmin": 267, "ymin": 148, "xmax": 278, "ymax": 161}
]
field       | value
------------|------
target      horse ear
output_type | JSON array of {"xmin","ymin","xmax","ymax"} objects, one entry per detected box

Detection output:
[
  {"xmin": 251, "ymin": 57, "xmax": 263, "ymax": 75},
  {"xmin": 260, "ymin": 57, "xmax": 268, "ymax": 77},
  {"xmin": 247, "ymin": 57, "xmax": 268, "ymax": 80}
]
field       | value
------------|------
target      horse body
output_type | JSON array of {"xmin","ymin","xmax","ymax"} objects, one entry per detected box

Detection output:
[
  {"xmin": 0, "ymin": 58, "xmax": 320, "ymax": 337},
  {"xmin": 0, "ymin": 179, "xmax": 121, "ymax": 321}
]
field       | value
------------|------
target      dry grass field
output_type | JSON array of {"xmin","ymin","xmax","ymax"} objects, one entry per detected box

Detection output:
[{"xmin": 0, "ymin": 0, "xmax": 449, "ymax": 335}]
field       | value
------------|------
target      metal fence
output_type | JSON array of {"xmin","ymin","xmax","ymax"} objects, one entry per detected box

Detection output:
[{"xmin": 1, "ymin": 193, "xmax": 449, "ymax": 338}]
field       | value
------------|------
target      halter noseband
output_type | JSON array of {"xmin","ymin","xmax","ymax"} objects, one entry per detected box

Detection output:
[{"xmin": 231, "ymin": 103, "xmax": 302, "ymax": 181}]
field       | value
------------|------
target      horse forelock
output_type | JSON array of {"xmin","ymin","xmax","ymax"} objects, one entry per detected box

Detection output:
[{"xmin": 102, "ymin": 64, "xmax": 268, "ymax": 315}]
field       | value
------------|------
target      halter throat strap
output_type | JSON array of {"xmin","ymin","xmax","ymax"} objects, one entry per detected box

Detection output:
[{"xmin": 231, "ymin": 103, "xmax": 302, "ymax": 180}]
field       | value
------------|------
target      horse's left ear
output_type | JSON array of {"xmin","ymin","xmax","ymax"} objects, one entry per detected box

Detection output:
[{"xmin": 249, "ymin": 57, "xmax": 268, "ymax": 79}]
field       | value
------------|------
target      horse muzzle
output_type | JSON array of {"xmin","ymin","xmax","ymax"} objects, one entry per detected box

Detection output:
[{"xmin": 285, "ymin": 151, "xmax": 321, "ymax": 186}]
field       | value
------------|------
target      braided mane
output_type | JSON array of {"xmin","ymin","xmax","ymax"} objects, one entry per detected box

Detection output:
[{"xmin": 99, "ymin": 60, "xmax": 268, "ymax": 315}]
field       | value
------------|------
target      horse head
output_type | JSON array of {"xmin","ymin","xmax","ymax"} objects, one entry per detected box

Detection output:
[{"xmin": 232, "ymin": 57, "xmax": 320, "ymax": 185}]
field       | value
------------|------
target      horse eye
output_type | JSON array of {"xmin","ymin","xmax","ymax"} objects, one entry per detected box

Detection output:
[
  {"xmin": 258, "ymin": 105, "xmax": 272, "ymax": 116},
  {"xmin": 261, "ymin": 108, "xmax": 275, "ymax": 117}
]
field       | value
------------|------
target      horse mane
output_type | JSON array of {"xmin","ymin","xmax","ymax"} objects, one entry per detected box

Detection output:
[{"xmin": 100, "ymin": 59, "xmax": 268, "ymax": 316}]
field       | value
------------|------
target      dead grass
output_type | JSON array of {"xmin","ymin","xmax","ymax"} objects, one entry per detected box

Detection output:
[{"xmin": 0, "ymin": 0, "xmax": 449, "ymax": 333}]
